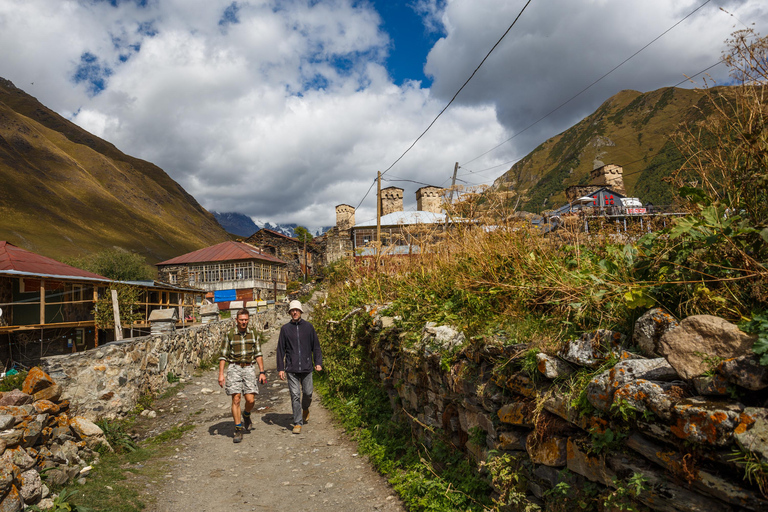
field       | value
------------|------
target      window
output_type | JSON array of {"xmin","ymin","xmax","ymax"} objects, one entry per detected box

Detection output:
[{"xmin": 169, "ymin": 273, "xmax": 177, "ymax": 284}]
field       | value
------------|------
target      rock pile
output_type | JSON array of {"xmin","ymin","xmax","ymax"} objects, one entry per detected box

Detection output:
[
  {"xmin": 371, "ymin": 309, "xmax": 768, "ymax": 511},
  {"xmin": 0, "ymin": 367, "xmax": 110, "ymax": 511}
]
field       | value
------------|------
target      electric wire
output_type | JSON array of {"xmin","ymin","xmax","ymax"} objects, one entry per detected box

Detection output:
[
  {"xmin": 460, "ymin": 0, "xmax": 714, "ymax": 167},
  {"xmin": 352, "ymin": 0, "xmax": 535, "ymax": 210},
  {"xmin": 378, "ymin": 0, "xmax": 534, "ymax": 180}
]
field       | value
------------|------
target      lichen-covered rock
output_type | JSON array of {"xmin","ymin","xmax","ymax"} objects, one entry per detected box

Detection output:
[
  {"xmin": 0, "ymin": 432, "xmax": 20, "ymax": 450},
  {"xmin": 634, "ymin": 308, "xmax": 679, "ymax": 357},
  {"xmin": 1, "ymin": 448, "xmax": 33, "ymax": 472},
  {"xmin": 495, "ymin": 430, "xmax": 528, "ymax": 451},
  {"xmin": 21, "ymin": 367, "xmax": 55, "ymax": 396},
  {"xmin": 0, "ymin": 391, "xmax": 32, "ymax": 408},
  {"xmin": 734, "ymin": 407, "xmax": 768, "ymax": 463},
  {"xmin": 559, "ymin": 329, "xmax": 626, "ymax": 367},
  {"xmin": 421, "ymin": 323, "xmax": 465, "ymax": 352},
  {"xmin": 613, "ymin": 379, "xmax": 675, "ymax": 420},
  {"xmin": 19, "ymin": 420, "xmax": 42, "ymax": 448},
  {"xmin": 0, "ymin": 458, "xmax": 19, "ymax": 497},
  {"xmin": 670, "ymin": 398, "xmax": 753, "ymax": 446},
  {"xmin": 659, "ymin": 315, "xmax": 756, "ymax": 380},
  {"xmin": 627, "ymin": 431, "xmax": 766, "ymax": 510},
  {"xmin": 0, "ymin": 485, "xmax": 22, "ymax": 512},
  {"xmin": 68, "ymin": 417, "xmax": 104, "ymax": 439},
  {"xmin": 497, "ymin": 403, "xmax": 534, "ymax": 427},
  {"xmin": 0, "ymin": 407, "xmax": 33, "ymax": 425},
  {"xmin": 692, "ymin": 374, "xmax": 730, "ymax": 396},
  {"xmin": 32, "ymin": 385, "xmax": 61, "ymax": 404},
  {"xmin": 718, "ymin": 355, "xmax": 768, "ymax": 391},
  {"xmin": 31, "ymin": 401, "xmax": 58, "ymax": 416},
  {"xmin": 536, "ymin": 353, "xmax": 574, "ymax": 379},
  {"xmin": 587, "ymin": 358, "xmax": 678, "ymax": 412},
  {"xmin": 0, "ymin": 418, "xmax": 14, "ymax": 432},
  {"xmin": 18, "ymin": 469, "xmax": 41, "ymax": 505},
  {"xmin": 526, "ymin": 435, "xmax": 567, "ymax": 467}
]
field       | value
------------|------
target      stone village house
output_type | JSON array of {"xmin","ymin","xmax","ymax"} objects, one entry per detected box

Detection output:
[
  {"xmin": 244, "ymin": 228, "xmax": 321, "ymax": 282},
  {"xmin": 155, "ymin": 240, "xmax": 288, "ymax": 305},
  {"xmin": 322, "ymin": 185, "xmax": 447, "ymax": 262}
]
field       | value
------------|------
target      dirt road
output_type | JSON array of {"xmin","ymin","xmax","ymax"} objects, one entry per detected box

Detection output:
[{"xmin": 141, "ymin": 321, "xmax": 404, "ymax": 512}]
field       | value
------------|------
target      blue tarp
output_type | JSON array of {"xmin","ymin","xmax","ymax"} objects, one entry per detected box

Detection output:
[{"xmin": 214, "ymin": 289, "xmax": 237, "ymax": 302}]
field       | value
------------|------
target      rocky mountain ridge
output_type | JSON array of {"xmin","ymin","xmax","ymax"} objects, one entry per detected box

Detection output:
[{"xmin": 492, "ymin": 86, "xmax": 725, "ymax": 213}]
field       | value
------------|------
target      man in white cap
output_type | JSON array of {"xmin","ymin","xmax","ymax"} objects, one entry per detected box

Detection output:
[{"xmin": 277, "ymin": 300, "xmax": 322, "ymax": 434}]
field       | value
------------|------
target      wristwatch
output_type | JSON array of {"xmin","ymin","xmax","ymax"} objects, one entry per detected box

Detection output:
[{"xmin": 260, "ymin": 371, "xmax": 266, "ymax": 375}]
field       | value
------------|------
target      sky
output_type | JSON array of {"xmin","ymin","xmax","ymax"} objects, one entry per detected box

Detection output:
[{"xmin": 1, "ymin": 0, "xmax": 766, "ymax": 230}]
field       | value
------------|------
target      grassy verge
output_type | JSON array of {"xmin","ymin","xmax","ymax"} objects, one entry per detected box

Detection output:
[{"xmin": 315, "ymin": 340, "xmax": 493, "ymax": 511}]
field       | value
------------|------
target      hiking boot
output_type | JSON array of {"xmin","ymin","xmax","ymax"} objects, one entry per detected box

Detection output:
[
  {"xmin": 302, "ymin": 409, "xmax": 310, "ymax": 424},
  {"xmin": 292, "ymin": 424, "xmax": 302, "ymax": 435},
  {"xmin": 243, "ymin": 414, "xmax": 252, "ymax": 431},
  {"xmin": 233, "ymin": 426, "xmax": 244, "ymax": 443}
]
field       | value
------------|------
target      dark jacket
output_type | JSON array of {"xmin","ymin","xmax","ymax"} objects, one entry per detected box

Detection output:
[{"xmin": 277, "ymin": 318, "xmax": 322, "ymax": 373}]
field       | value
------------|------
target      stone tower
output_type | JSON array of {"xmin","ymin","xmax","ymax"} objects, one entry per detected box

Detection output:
[
  {"xmin": 416, "ymin": 186, "xmax": 443, "ymax": 213},
  {"xmin": 335, "ymin": 204, "xmax": 355, "ymax": 231},
  {"xmin": 380, "ymin": 187, "xmax": 404, "ymax": 216},
  {"xmin": 590, "ymin": 164, "xmax": 625, "ymax": 195}
]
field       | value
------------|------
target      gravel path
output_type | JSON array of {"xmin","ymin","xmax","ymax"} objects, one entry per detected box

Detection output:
[{"xmin": 145, "ymin": 325, "xmax": 405, "ymax": 512}]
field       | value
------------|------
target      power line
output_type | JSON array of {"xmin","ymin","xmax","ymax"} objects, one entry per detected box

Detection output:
[
  {"xmin": 354, "ymin": 177, "xmax": 378, "ymax": 210},
  {"xmin": 350, "ymin": 0, "xmax": 535, "ymax": 211},
  {"xmin": 379, "ymin": 0, "xmax": 534, "ymax": 180},
  {"xmin": 461, "ymin": 0, "xmax": 714, "ymax": 167}
]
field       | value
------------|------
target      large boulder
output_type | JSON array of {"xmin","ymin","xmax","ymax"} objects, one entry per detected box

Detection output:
[
  {"xmin": 658, "ymin": 315, "xmax": 756, "ymax": 380},
  {"xmin": 633, "ymin": 308, "xmax": 679, "ymax": 357}
]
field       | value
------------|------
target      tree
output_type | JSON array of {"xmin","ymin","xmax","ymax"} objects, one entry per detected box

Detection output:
[
  {"xmin": 92, "ymin": 283, "xmax": 143, "ymax": 329},
  {"xmin": 66, "ymin": 249, "xmax": 156, "ymax": 281},
  {"xmin": 294, "ymin": 226, "xmax": 313, "ymax": 283},
  {"xmin": 294, "ymin": 226, "xmax": 313, "ymax": 243}
]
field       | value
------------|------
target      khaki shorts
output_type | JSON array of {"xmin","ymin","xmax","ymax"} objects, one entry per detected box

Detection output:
[{"xmin": 225, "ymin": 364, "xmax": 260, "ymax": 396}]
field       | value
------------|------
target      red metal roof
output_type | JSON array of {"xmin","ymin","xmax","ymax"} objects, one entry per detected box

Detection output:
[
  {"xmin": 156, "ymin": 241, "xmax": 286, "ymax": 266},
  {"xmin": 0, "ymin": 241, "xmax": 109, "ymax": 280}
]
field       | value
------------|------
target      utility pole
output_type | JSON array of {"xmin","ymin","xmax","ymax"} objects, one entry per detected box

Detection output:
[
  {"xmin": 376, "ymin": 171, "xmax": 382, "ymax": 245},
  {"xmin": 449, "ymin": 162, "xmax": 459, "ymax": 203}
]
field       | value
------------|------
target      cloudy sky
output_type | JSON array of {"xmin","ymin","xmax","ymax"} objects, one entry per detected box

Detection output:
[{"xmin": 1, "ymin": 0, "xmax": 766, "ymax": 229}]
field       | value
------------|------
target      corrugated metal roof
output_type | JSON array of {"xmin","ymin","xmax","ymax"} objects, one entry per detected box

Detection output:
[
  {"xmin": 0, "ymin": 242, "xmax": 109, "ymax": 280},
  {"xmin": 156, "ymin": 241, "xmax": 287, "ymax": 266},
  {"xmin": 354, "ymin": 211, "xmax": 447, "ymax": 228}
]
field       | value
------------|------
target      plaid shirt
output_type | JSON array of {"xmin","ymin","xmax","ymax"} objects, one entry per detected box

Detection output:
[{"xmin": 219, "ymin": 328, "xmax": 263, "ymax": 364}]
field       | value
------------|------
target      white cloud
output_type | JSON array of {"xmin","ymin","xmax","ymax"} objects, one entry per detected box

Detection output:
[{"xmin": 1, "ymin": 0, "xmax": 766, "ymax": 231}]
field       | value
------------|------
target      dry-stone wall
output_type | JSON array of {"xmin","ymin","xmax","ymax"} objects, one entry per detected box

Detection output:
[
  {"xmin": 41, "ymin": 312, "xmax": 276, "ymax": 421},
  {"xmin": 369, "ymin": 310, "xmax": 768, "ymax": 511},
  {"xmin": 0, "ymin": 367, "xmax": 110, "ymax": 511}
]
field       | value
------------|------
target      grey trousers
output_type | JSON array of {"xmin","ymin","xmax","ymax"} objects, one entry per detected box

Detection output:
[{"xmin": 286, "ymin": 371, "xmax": 313, "ymax": 425}]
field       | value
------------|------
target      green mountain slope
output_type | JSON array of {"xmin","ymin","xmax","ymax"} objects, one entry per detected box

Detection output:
[
  {"xmin": 0, "ymin": 78, "xmax": 229, "ymax": 264},
  {"xmin": 492, "ymin": 86, "xmax": 721, "ymax": 213}
]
